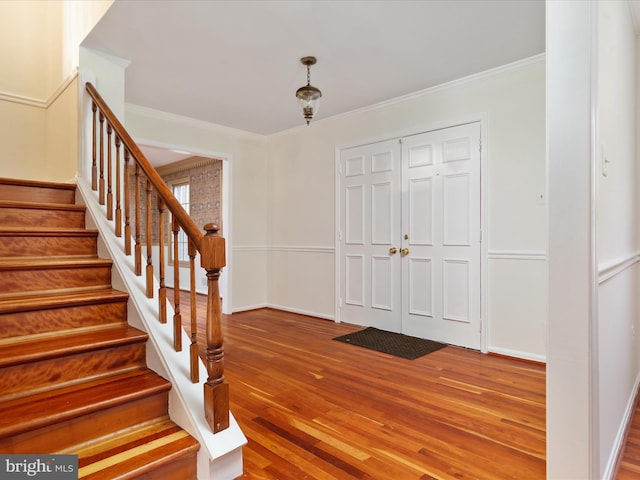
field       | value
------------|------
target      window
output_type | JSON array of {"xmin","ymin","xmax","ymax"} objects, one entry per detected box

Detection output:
[{"xmin": 170, "ymin": 179, "xmax": 190, "ymax": 265}]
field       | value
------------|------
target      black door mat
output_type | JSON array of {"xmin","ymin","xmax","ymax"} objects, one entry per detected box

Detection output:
[{"xmin": 333, "ymin": 327, "xmax": 447, "ymax": 360}]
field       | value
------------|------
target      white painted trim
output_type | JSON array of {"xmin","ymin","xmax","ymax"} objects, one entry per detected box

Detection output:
[
  {"xmin": 601, "ymin": 372, "xmax": 640, "ymax": 480},
  {"xmin": 231, "ymin": 303, "xmax": 335, "ymax": 322},
  {"xmin": 488, "ymin": 250, "xmax": 547, "ymax": 261},
  {"xmin": 275, "ymin": 54, "xmax": 545, "ymax": 138},
  {"xmin": 334, "ymin": 114, "xmax": 488, "ymax": 154},
  {"xmin": 268, "ymin": 245, "xmax": 334, "ymax": 254},
  {"xmin": 597, "ymin": 253, "xmax": 640, "ymax": 285},
  {"xmin": 488, "ymin": 346, "xmax": 546, "ymax": 364},
  {"xmin": 231, "ymin": 303, "xmax": 268, "ymax": 313},
  {"xmin": 589, "ymin": 3, "xmax": 600, "ymax": 477},
  {"xmin": 234, "ymin": 245, "xmax": 335, "ymax": 254},
  {"xmin": 266, "ymin": 304, "xmax": 335, "ymax": 321},
  {"xmin": 479, "ymin": 114, "xmax": 489, "ymax": 354},
  {"xmin": 232, "ymin": 245, "xmax": 267, "ymax": 253},
  {"xmin": 335, "ymin": 145, "xmax": 342, "ymax": 324},
  {"xmin": 0, "ymin": 69, "xmax": 78, "ymax": 108},
  {"xmin": 126, "ymin": 104, "xmax": 266, "ymax": 141}
]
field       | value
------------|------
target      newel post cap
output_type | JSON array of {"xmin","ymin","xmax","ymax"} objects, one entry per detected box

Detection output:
[{"xmin": 201, "ymin": 223, "xmax": 226, "ymax": 269}]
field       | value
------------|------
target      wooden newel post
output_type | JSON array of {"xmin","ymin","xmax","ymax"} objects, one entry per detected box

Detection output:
[{"xmin": 201, "ymin": 223, "xmax": 229, "ymax": 433}]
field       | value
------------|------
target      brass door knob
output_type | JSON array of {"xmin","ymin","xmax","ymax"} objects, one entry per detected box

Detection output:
[
  {"xmin": 401, "ymin": 247, "xmax": 410, "ymax": 256},
  {"xmin": 389, "ymin": 247, "xmax": 397, "ymax": 255}
]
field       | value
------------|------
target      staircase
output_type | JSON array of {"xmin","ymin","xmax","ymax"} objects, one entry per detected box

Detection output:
[{"xmin": 0, "ymin": 178, "xmax": 199, "ymax": 479}]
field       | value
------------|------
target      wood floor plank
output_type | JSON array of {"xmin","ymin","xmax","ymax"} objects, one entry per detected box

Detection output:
[{"xmin": 170, "ymin": 291, "xmax": 546, "ymax": 479}]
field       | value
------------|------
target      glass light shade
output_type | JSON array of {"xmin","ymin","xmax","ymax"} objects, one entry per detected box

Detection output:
[{"xmin": 296, "ymin": 84, "xmax": 321, "ymax": 125}]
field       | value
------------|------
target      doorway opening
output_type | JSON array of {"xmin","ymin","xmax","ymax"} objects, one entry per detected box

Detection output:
[{"xmin": 139, "ymin": 143, "xmax": 232, "ymax": 315}]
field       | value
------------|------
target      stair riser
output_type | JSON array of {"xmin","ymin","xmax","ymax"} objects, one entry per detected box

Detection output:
[
  {"xmin": 0, "ymin": 301, "xmax": 127, "ymax": 339},
  {"xmin": 0, "ymin": 234, "xmax": 97, "ymax": 258},
  {"xmin": 0, "ymin": 183, "xmax": 76, "ymax": 204},
  {"xmin": 0, "ymin": 207, "xmax": 85, "ymax": 229},
  {"xmin": 0, "ymin": 265, "xmax": 112, "ymax": 295},
  {"xmin": 0, "ymin": 391, "xmax": 169, "ymax": 454},
  {"xmin": 95, "ymin": 449, "xmax": 198, "ymax": 480},
  {"xmin": 1, "ymin": 342, "xmax": 147, "ymax": 401},
  {"xmin": 136, "ymin": 450, "xmax": 198, "ymax": 480}
]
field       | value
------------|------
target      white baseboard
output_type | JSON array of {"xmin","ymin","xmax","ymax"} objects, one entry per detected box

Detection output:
[
  {"xmin": 266, "ymin": 304, "xmax": 335, "ymax": 321},
  {"xmin": 488, "ymin": 346, "xmax": 546, "ymax": 363},
  {"xmin": 602, "ymin": 372, "xmax": 640, "ymax": 479},
  {"xmin": 231, "ymin": 302, "xmax": 335, "ymax": 321},
  {"xmin": 231, "ymin": 303, "xmax": 268, "ymax": 313}
]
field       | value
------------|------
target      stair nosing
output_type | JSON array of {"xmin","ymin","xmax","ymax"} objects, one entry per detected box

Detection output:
[
  {"xmin": 0, "ymin": 227, "xmax": 98, "ymax": 237},
  {"xmin": 0, "ymin": 257, "xmax": 112, "ymax": 269},
  {"xmin": 0, "ymin": 200, "xmax": 85, "ymax": 211},
  {"xmin": 0, "ymin": 177, "xmax": 76, "ymax": 191},
  {"xmin": 0, "ymin": 289, "xmax": 128, "ymax": 314}
]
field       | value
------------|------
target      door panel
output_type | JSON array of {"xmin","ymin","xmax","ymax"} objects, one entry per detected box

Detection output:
[
  {"xmin": 339, "ymin": 139, "xmax": 401, "ymax": 332},
  {"xmin": 401, "ymin": 123, "xmax": 481, "ymax": 349},
  {"xmin": 339, "ymin": 122, "xmax": 481, "ymax": 349}
]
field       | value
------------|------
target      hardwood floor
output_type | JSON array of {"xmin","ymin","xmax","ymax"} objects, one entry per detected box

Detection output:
[{"xmin": 171, "ymin": 290, "xmax": 545, "ymax": 479}]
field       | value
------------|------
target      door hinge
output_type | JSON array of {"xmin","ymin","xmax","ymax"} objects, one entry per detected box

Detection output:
[
  {"xmin": 479, "ymin": 138, "xmax": 482, "ymax": 153},
  {"xmin": 479, "ymin": 229, "xmax": 483, "ymax": 243}
]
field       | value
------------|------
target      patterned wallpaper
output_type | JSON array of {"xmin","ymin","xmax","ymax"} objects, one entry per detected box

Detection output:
[{"xmin": 128, "ymin": 157, "xmax": 223, "ymax": 245}]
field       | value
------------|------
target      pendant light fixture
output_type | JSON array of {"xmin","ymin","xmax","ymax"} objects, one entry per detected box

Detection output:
[{"xmin": 295, "ymin": 56, "xmax": 322, "ymax": 125}]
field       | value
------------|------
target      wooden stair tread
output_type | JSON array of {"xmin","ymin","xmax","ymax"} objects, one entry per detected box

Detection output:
[
  {"xmin": 0, "ymin": 199, "xmax": 85, "ymax": 211},
  {"xmin": 0, "ymin": 288, "xmax": 128, "ymax": 314},
  {"xmin": 0, "ymin": 257, "xmax": 110, "ymax": 269},
  {"xmin": 0, "ymin": 325, "xmax": 147, "ymax": 367},
  {"xmin": 76, "ymin": 419, "xmax": 199, "ymax": 479},
  {"xmin": 0, "ymin": 369, "xmax": 170, "ymax": 438},
  {"xmin": 0, "ymin": 177, "xmax": 76, "ymax": 191}
]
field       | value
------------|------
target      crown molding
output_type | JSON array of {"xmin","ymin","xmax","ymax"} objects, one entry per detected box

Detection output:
[
  {"xmin": 0, "ymin": 68, "xmax": 78, "ymax": 108},
  {"xmin": 156, "ymin": 156, "xmax": 221, "ymax": 177},
  {"xmin": 337, "ymin": 54, "xmax": 546, "ymax": 119},
  {"xmin": 125, "ymin": 103, "xmax": 267, "ymax": 142}
]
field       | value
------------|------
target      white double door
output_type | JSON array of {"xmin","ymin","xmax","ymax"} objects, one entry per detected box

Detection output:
[{"xmin": 339, "ymin": 122, "xmax": 481, "ymax": 349}]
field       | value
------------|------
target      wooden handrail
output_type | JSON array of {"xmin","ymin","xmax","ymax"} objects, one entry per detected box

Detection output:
[
  {"xmin": 86, "ymin": 82, "xmax": 204, "ymax": 249},
  {"xmin": 85, "ymin": 82, "xmax": 229, "ymax": 434}
]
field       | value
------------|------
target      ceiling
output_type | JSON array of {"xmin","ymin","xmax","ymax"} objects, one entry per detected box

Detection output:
[{"xmin": 83, "ymin": 0, "xmax": 545, "ymax": 137}]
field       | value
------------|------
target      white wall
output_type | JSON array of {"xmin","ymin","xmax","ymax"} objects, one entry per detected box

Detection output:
[
  {"xmin": 595, "ymin": 1, "xmax": 640, "ymax": 477},
  {"xmin": 267, "ymin": 57, "xmax": 547, "ymax": 359},
  {"xmin": 546, "ymin": 2, "xmax": 595, "ymax": 477},
  {"xmin": 124, "ymin": 107, "xmax": 270, "ymax": 312}
]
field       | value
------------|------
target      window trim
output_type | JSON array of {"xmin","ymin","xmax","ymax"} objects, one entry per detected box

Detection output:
[{"xmin": 168, "ymin": 178, "xmax": 190, "ymax": 268}]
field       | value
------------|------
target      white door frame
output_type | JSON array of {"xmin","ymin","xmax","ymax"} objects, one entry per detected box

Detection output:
[{"xmin": 334, "ymin": 114, "xmax": 488, "ymax": 353}]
